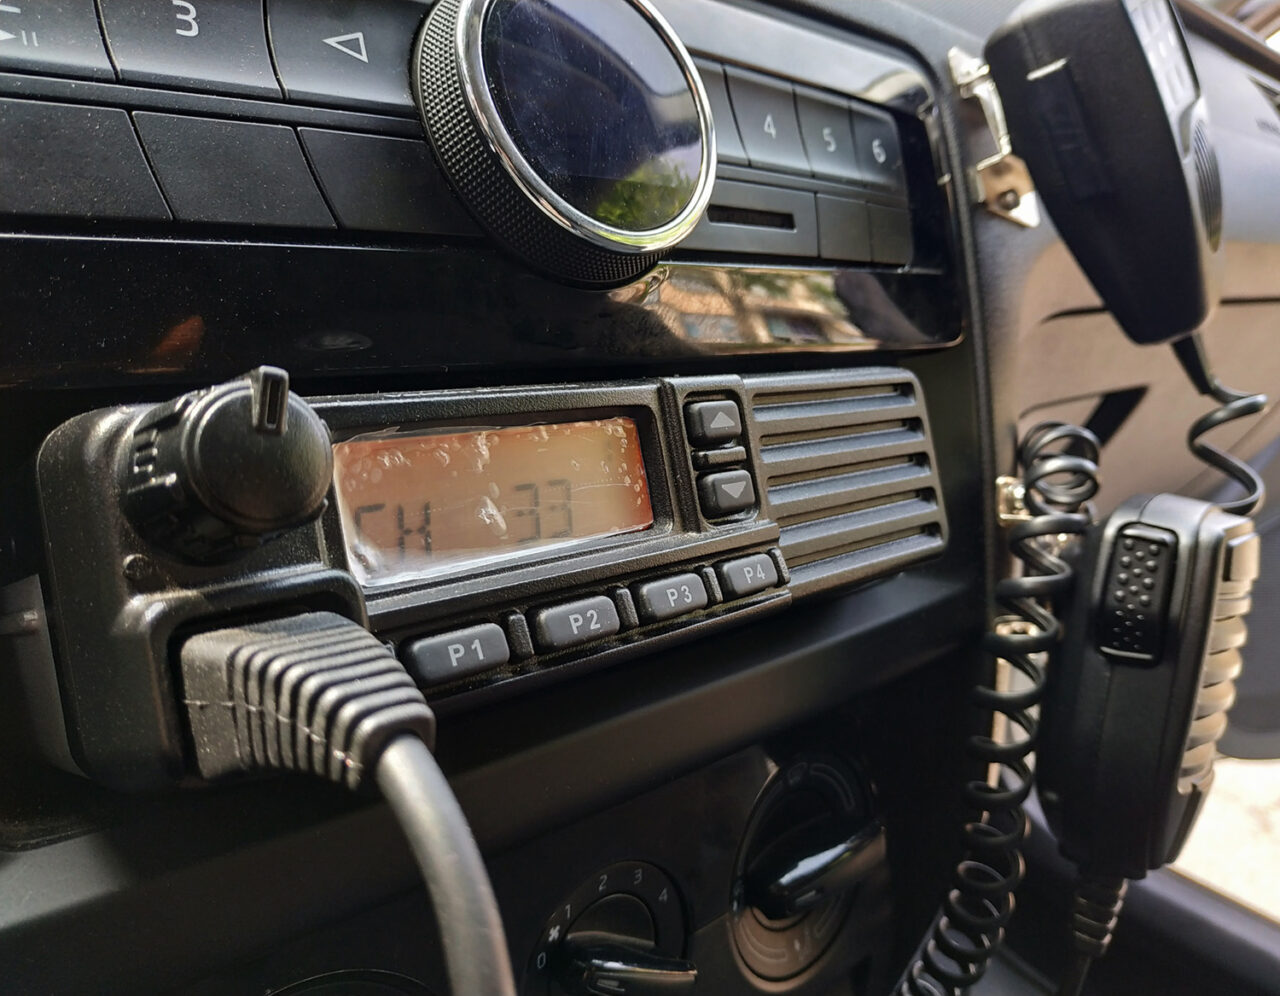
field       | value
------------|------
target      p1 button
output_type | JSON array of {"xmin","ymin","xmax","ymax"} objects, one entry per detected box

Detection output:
[{"xmin": 404, "ymin": 623, "xmax": 510, "ymax": 686}]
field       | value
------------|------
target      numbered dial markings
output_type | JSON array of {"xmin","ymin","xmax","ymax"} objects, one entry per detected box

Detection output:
[{"xmin": 526, "ymin": 861, "xmax": 686, "ymax": 995}]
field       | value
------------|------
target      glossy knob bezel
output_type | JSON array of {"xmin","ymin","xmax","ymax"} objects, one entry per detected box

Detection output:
[{"xmin": 415, "ymin": 0, "xmax": 718, "ymax": 284}]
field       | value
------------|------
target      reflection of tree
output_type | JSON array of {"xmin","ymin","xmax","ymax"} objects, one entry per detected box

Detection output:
[
  {"xmin": 615, "ymin": 265, "xmax": 873, "ymax": 346},
  {"xmin": 593, "ymin": 160, "xmax": 696, "ymax": 230}
]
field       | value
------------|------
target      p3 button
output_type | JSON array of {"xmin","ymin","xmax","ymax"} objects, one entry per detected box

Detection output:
[
  {"xmin": 635, "ymin": 573, "xmax": 709, "ymax": 623},
  {"xmin": 534, "ymin": 596, "xmax": 622, "ymax": 652}
]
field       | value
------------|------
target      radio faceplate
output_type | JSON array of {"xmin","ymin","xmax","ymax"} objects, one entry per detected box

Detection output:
[
  {"xmin": 311, "ymin": 377, "xmax": 790, "ymax": 707},
  {"xmin": 33, "ymin": 367, "xmax": 945, "ymax": 787}
]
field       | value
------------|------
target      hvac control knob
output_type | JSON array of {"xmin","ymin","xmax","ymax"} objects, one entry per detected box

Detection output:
[
  {"xmin": 122, "ymin": 367, "xmax": 333, "ymax": 562},
  {"xmin": 413, "ymin": 0, "xmax": 716, "ymax": 285},
  {"xmin": 529, "ymin": 861, "xmax": 693, "ymax": 995}
]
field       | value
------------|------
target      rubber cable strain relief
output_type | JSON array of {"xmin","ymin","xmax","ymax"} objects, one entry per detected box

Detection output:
[
  {"xmin": 1069, "ymin": 876, "xmax": 1128, "ymax": 959},
  {"xmin": 180, "ymin": 611, "xmax": 436, "ymax": 791}
]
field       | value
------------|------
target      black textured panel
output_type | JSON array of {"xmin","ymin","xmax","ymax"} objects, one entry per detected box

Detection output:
[
  {"xmin": 414, "ymin": 0, "xmax": 661, "ymax": 286},
  {"xmin": 1096, "ymin": 524, "xmax": 1177, "ymax": 662}
]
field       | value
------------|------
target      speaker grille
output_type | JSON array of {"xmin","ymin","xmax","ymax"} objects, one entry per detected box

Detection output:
[
  {"xmin": 744, "ymin": 369, "xmax": 947, "ymax": 597},
  {"xmin": 1192, "ymin": 120, "xmax": 1223, "ymax": 252}
]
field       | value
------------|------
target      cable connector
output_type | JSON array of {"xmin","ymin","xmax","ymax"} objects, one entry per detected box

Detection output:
[
  {"xmin": 1069, "ymin": 876, "xmax": 1127, "ymax": 959},
  {"xmin": 179, "ymin": 611, "xmax": 516, "ymax": 995},
  {"xmin": 181, "ymin": 611, "xmax": 436, "ymax": 791},
  {"xmin": 1057, "ymin": 876, "xmax": 1128, "ymax": 996}
]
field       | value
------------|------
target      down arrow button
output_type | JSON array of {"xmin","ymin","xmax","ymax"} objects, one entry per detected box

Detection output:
[{"xmin": 699, "ymin": 470, "xmax": 757, "ymax": 518}]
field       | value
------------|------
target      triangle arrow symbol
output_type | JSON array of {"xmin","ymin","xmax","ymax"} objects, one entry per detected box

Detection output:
[
  {"xmin": 710, "ymin": 412, "xmax": 736, "ymax": 430},
  {"xmin": 323, "ymin": 31, "xmax": 369, "ymax": 63},
  {"xmin": 0, "ymin": 29, "xmax": 15, "ymax": 43},
  {"xmin": 722, "ymin": 481, "xmax": 747, "ymax": 499}
]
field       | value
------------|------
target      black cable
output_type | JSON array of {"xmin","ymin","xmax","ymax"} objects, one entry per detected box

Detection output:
[
  {"xmin": 377, "ymin": 735, "xmax": 518, "ymax": 996},
  {"xmin": 1055, "ymin": 876, "xmax": 1127, "ymax": 996},
  {"xmin": 1056, "ymin": 953, "xmax": 1092, "ymax": 996},
  {"xmin": 179, "ymin": 612, "xmax": 518, "ymax": 996},
  {"xmin": 1174, "ymin": 333, "xmax": 1267, "ymax": 516},
  {"xmin": 900, "ymin": 423, "xmax": 1100, "ymax": 996}
]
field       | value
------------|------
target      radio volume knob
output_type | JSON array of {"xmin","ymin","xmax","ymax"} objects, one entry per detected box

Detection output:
[
  {"xmin": 413, "ymin": 0, "xmax": 717, "ymax": 285},
  {"xmin": 122, "ymin": 366, "xmax": 333, "ymax": 562}
]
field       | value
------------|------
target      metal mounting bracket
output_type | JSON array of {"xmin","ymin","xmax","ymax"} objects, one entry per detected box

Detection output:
[{"xmin": 949, "ymin": 47, "xmax": 1041, "ymax": 228}]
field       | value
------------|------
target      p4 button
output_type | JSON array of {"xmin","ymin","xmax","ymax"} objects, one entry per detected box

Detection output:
[{"xmin": 718, "ymin": 554, "xmax": 779, "ymax": 599}]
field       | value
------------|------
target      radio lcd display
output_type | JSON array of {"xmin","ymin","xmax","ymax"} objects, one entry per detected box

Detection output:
[{"xmin": 333, "ymin": 418, "xmax": 654, "ymax": 586}]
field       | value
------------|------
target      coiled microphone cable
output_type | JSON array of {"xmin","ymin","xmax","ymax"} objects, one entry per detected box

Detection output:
[
  {"xmin": 899, "ymin": 422, "xmax": 1100, "ymax": 996},
  {"xmin": 1174, "ymin": 332, "xmax": 1267, "ymax": 517},
  {"xmin": 1053, "ymin": 335, "xmax": 1268, "ymax": 996}
]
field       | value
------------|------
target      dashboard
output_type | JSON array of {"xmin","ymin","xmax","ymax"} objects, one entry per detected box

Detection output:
[{"xmin": 0, "ymin": 1, "xmax": 1277, "ymax": 994}]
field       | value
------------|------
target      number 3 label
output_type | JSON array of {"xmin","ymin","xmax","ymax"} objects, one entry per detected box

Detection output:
[{"xmin": 173, "ymin": 0, "xmax": 199, "ymax": 37}]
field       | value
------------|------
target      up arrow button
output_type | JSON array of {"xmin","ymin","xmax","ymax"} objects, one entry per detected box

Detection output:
[{"xmin": 686, "ymin": 400, "xmax": 743, "ymax": 447}]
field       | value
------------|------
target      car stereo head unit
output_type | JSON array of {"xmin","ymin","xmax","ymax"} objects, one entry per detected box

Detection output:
[{"xmin": 0, "ymin": 0, "xmax": 963, "ymax": 389}]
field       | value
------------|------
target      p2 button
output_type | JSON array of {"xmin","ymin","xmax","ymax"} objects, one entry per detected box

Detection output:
[{"xmin": 534, "ymin": 596, "xmax": 621, "ymax": 652}]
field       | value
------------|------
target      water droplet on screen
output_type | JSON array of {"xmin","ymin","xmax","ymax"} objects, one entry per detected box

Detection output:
[
  {"xmin": 489, "ymin": 482, "xmax": 500, "ymax": 500},
  {"xmin": 472, "ymin": 433, "xmax": 493, "ymax": 471},
  {"xmin": 433, "ymin": 448, "xmax": 451, "ymax": 468},
  {"xmin": 477, "ymin": 497, "xmax": 508, "ymax": 538},
  {"xmin": 570, "ymin": 459, "xmax": 581, "ymax": 471},
  {"xmin": 371, "ymin": 469, "xmax": 383, "ymax": 483}
]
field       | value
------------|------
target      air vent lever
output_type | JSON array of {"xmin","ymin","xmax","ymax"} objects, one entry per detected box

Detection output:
[{"xmin": 745, "ymin": 817, "xmax": 886, "ymax": 920}]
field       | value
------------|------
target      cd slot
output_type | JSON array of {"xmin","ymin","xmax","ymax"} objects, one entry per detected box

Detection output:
[
  {"xmin": 682, "ymin": 180, "xmax": 819, "ymax": 257},
  {"xmin": 706, "ymin": 205, "xmax": 796, "ymax": 230}
]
